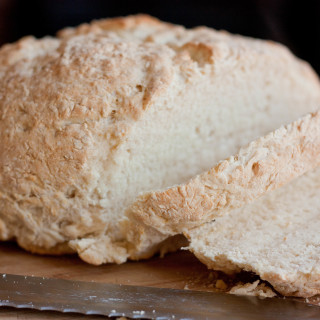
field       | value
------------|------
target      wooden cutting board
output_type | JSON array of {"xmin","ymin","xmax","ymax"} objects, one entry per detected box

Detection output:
[
  {"xmin": 0, "ymin": 242, "xmax": 218, "ymax": 290},
  {"xmin": 0, "ymin": 242, "xmax": 318, "ymax": 319},
  {"xmin": 0, "ymin": 242, "xmax": 224, "ymax": 319}
]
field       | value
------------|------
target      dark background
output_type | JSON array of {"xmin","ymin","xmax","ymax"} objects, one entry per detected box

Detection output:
[{"xmin": 0, "ymin": 0, "xmax": 319, "ymax": 75}]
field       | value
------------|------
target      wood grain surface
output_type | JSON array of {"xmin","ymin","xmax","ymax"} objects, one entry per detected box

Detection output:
[{"xmin": 0, "ymin": 242, "xmax": 219, "ymax": 289}]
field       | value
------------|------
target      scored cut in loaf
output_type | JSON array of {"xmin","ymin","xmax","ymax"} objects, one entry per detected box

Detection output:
[
  {"xmin": 186, "ymin": 166, "xmax": 320, "ymax": 298},
  {"xmin": 0, "ymin": 15, "xmax": 319, "ymax": 265}
]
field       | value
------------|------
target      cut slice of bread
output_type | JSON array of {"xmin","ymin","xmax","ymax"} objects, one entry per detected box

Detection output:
[
  {"xmin": 126, "ymin": 111, "xmax": 320, "ymax": 259},
  {"xmin": 186, "ymin": 166, "xmax": 320, "ymax": 297},
  {"xmin": 0, "ymin": 15, "xmax": 319, "ymax": 264}
]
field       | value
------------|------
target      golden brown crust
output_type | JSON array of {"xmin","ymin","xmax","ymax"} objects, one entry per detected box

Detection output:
[
  {"xmin": 57, "ymin": 14, "xmax": 168, "ymax": 38},
  {"xmin": 128, "ymin": 111, "xmax": 320, "ymax": 235},
  {"xmin": 0, "ymin": 14, "xmax": 319, "ymax": 265}
]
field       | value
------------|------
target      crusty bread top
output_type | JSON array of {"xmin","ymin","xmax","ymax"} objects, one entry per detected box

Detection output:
[
  {"xmin": 0, "ymin": 15, "xmax": 176, "ymax": 192},
  {"xmin": 127, "ymin": 111, "xmax": 320, "ymax": 237},
  {"xmin": 3, "ymin": 13, "xmax": 314, "ymax": 207}
]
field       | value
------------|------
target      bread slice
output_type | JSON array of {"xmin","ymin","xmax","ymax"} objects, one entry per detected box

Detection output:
[
  {"xmin": 186, "ymin": 166, "xmax": 320, "ymax": 297},
  {"xmin": 0, "ymin": 15, "xmax": 319, "ymax": 264},
  {"xmin": 126, "ymin": 111, "xmax": 320, "ymax": 259}
]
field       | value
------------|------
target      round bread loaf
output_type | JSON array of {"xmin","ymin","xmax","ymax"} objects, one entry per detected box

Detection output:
[{"xmin": 0, "ymin": 15, "xmax": 319, "ymax": 264}]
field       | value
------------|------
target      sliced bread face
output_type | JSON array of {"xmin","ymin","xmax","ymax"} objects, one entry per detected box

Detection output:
[
  {"xmin": 187, "ymin": 166, "xmax": 320, "ymax": 298},
  {"xmin": 126, "ymin": 111, "xmax": 320, "ymax": 259},
  {"xmin": 0, "ymin": 15, "xmax": 319, "ymax": 264}
]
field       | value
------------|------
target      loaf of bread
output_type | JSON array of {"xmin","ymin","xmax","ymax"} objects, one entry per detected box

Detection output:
[
  {"xmin": 187, "ymin": 166, "xmax": 320, "ymax": 297},
  {"xmin": 0, "ymin": 15, "xmax": 319, "ymax": 265}
]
